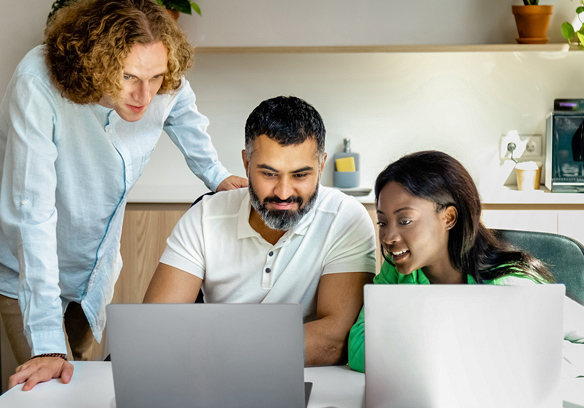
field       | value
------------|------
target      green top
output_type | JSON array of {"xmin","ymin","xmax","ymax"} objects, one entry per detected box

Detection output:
[{"xmin": 347, "ymin": 261, "xmax": 541, "ymax": 373}]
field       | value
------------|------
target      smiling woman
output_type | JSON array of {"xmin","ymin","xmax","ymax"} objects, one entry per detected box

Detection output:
[{"xmin": 347, "ymin": 150, "xmax": 558, "ymax": 373}]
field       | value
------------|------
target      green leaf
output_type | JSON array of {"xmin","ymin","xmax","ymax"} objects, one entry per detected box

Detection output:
[
  {"xmin": 163, "ymin": 0, "xmax": 192, "ymax": 14},
  {"xmin": 191, "ymin": 2, "xmax": 202, "ymax": 16},
  {"xmin": 577, "ymin": 30, "xmax": 584, "ymax": 46},
  {"xmin": 577, "ymin": 6, "xmax": 584, "ymax": 14},
  {"xmin": 562, "ymin": 22, "xmax": 576, "ymax": 42}
]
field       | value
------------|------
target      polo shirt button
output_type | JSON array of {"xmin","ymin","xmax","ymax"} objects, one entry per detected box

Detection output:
[
  {"xmin": 265, "ymin": 268, "xmax": 271, "ymax": 273},
  {"xmin": 269, "ymin": 251, "xmax": 274, "ymax": 256},
  {"xmin": 108, "ymin": 129, "xmax": 112, "ymax": 134}
]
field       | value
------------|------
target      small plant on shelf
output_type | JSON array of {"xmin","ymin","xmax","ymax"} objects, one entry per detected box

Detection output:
[
  {"xmin": 156, "ymin": 0, "xmax": 201, "ymax": 16},
  {"xmin": 48, "ymin": 0, "xmax": 201, "ymax": 24},
  {"xmin": 561, "ymin": 0, "xmax": 584, "ymax": 48},
  {"xmin": 522, "ymin": 0, "xmax": 539, "ymax": 4}
]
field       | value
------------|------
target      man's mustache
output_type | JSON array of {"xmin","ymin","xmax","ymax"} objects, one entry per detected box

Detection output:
[{"xmin": 263, "ymin": 196, "xmax": 303, "ymax": 205}]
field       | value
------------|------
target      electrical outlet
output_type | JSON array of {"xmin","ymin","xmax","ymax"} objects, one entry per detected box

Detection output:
[{"xmin": 499, "ymin": 134, "xmax": 542, "ymax": 160}]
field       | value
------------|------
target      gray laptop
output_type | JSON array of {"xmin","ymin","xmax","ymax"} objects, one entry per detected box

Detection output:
[
  {"xmin": 364, "ymin": 284, "xmax": 565, "ymax": 408},
  {"xmin": 107, "ymin": 303, "xmax": 307, "ymax": 408}
]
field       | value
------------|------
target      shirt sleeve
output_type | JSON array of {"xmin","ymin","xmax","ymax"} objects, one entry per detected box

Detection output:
[
  {"xmin": 321, "ymin": 197, "xmax": 377, "ymax": 275},
  {"xmin": 162, "ymin": 79, "xmax": 231, "ymax": 192},
  {"xmin": 0, "ymin": 72, "xmax": 68, "ymax": 355},
  {"xmin": 347, "ymin": 261, "xmax": 397, "ymax": 372},
  {"xmin": 159, "ymin": 202, "xmax": 206, "ymax": 280}
]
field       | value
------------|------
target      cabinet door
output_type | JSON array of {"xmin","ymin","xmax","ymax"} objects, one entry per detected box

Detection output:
[
  {"xmin": 114, "ymin": 205, "xmax": 190, "ymax": 304},
  {"xmin": 480, "ymin": 210, "xmax": 557, "ymax": 234}
]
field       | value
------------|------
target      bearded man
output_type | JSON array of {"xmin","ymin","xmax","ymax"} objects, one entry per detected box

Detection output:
[{"xmin": 144, "ymin": 96, "xmax": 376, "ymax": 365}]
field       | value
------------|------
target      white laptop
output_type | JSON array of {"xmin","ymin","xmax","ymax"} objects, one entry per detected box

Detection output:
[
  {"xmin": 107, "ymin": 303, "xmax": 308, "ymax": 408},
  {"xmin": 364, "ymin": 284, "xmax": 565, "ymax": 408}
]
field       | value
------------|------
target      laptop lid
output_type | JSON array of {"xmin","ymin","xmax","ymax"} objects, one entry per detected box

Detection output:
[
  {"xmin": 364, "ymin": 284, "xmax": 565, "ymax": 408},
  {"xmin": 107, "ymin": 303, "xmax": 306, "ymax": 408}
]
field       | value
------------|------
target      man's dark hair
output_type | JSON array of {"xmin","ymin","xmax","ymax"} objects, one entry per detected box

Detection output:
[{"xmin": 244, "ymin": 96, "xmax": 325, "ymax": 161}]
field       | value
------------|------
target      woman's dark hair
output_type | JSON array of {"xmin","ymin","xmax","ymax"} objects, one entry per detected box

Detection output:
[{"xmin": 374, "ymin": 150, "xmax": 554, "ymax": 283}]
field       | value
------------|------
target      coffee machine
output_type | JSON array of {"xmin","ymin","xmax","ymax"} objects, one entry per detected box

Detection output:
[{"xmin": 545, "ymin": 99, "xmax": 584, "ymax": 192}]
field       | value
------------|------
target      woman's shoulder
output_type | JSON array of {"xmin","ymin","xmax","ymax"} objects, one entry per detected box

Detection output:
[{"xmin": 486, "ymin": 265, "xmax": 542, "ymax": 285}]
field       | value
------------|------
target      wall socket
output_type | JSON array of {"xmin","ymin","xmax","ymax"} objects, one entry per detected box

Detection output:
[{"xmin": 499, "ymin": 134, "xmax": 543, "ymax": 160}]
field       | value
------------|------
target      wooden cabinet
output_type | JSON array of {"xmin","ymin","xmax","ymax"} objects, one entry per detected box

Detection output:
[
  {"xmin": 481, "ymin": 204, "xmax": 584, "ymax": 245},
  {"xmin": 114, "ymin": 203, "xmax": 191, "ymax": 304}
]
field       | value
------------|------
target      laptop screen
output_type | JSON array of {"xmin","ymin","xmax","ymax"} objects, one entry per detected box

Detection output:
[
  {"xmin": 364, "ymin": 284, "xmax": 565, "ymax": 408},
  {"xmin": 107, "ymin": 303, "xmax": 306, "ymax": 408}
]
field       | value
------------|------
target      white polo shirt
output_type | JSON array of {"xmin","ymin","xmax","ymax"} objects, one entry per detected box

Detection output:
[{"xmin": 160, "ymin": 186, "xmax": 377, "ymax": 322}]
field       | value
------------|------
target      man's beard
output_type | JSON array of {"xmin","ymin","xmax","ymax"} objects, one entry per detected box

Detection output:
[{"xmin": 249, "ymin": 180, "xmax": 319, "ymax": 231}]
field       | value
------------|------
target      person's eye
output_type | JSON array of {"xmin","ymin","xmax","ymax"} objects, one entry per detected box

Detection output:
[
  {"xmin": 123, "ymin": 74, "xmax": 133, "ymax": 81},
  {"xmin": 399, "ymin": 219, "xmax": 412, "ymax": 226},
  {"xmin": 293, "ymin": 173, "xmax": 308, "ymax": 179},
  {"xmin": 263, "ymin": 172, "xmax": 276, "ymax": 178},
  {"xmin": 376, "ymin": 221, "xmax": 387, "ymax": 228}
]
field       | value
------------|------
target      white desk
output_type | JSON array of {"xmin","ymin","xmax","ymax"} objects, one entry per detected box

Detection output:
[
  {"xmin": 0, "ymin": 362, "xmax": 365, "ymax": 408},
  {"xmin": 1, "ymin": 361, "xmax": 583, "ymax": 408}
]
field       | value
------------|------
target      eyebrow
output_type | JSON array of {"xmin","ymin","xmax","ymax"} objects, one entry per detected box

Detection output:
[
  {"xmin": 123, "ymin": 71, "xmax": 167, "ymax": 79},
  {"xmin": 377, "ymin": 207, "xmax": 415, "ymax": 215},
  {"xmin": 256, "ymin": 164, "xmax": 314, "ymax": 173}
]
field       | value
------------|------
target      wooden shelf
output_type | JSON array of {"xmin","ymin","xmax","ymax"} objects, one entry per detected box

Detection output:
[{"xmin": 195, "ymin": 44, "xmax": 575, "ymax": 54}]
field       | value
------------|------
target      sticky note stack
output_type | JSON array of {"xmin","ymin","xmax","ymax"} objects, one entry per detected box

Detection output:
[{"xmin": 335, "ymin": 157, "xmax": 356, "ymax": 172}]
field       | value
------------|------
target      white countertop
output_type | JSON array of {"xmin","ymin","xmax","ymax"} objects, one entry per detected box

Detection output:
[{"xmin": 127, "ymin": 184, "xmax": 584, "ymax": 205}]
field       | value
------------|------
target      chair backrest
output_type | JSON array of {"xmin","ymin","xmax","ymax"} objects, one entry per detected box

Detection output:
[{"xmin": 494, "ymin": 229, "xmax": 584, "ymax": 305}]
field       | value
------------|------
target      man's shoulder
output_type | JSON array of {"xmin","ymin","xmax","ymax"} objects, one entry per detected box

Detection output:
[
  {"xmin": 15, "ymin": 46, "xmax": 51, "ymax": 81},
  {"xmin": 315, "ymin": 186, "xmax": 365, "ymax": 215},
  {"xmin": 199, "ymin": 188, "xmax": 248, "ymax": 216}
]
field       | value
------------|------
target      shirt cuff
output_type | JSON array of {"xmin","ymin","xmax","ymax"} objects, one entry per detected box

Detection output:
[{"xmin": 29, "ymin": 329, "xmax": 68, "ymax": 357}]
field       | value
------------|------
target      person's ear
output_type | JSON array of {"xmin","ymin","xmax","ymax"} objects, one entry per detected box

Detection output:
[
  {"xmin": 242, "ymin": 150, "xmax": 249, "ymax": 174},
  {"xmin": 443, "ymin": 205, "xmax": 458, "ymax": 231},
  {"xmin": 319, "ymin": 153, "xmax": 327, "ymax": 174}
]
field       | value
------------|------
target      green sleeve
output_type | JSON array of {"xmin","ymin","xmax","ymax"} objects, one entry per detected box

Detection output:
[
  {"xmin": 348, "ymin": 261, "xmax": 397, "ymax": 372},
  {"xmin": 348, "ymin": 305, "xmax": 366, "ymax": 372}
]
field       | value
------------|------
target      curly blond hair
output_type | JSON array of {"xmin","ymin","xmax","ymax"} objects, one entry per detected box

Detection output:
[{"xmin": 44, "ymin": 0, "xmax": 194, "ymax": 104}]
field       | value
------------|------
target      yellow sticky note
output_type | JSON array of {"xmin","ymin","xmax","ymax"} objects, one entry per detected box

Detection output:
[{"xmin": 336, "ymin": 157, "xmax": 356, "ymax": 172}]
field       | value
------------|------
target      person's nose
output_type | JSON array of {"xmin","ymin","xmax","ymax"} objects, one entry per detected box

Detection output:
[
  {"xmin": 273, "ymin": 177, "xmax": 294, "ymax": 200},
  {"xmin": 134, "ymin": 82, "xmax": 152, "ymax": 106},
  {"xmin": 380, "ymin": 224, "xmax": 399, "ymax": 246}
]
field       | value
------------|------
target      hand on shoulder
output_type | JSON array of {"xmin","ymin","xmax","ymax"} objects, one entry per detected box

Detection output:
[{"xmin": 216, "ymin": 175, "xmax": 248, "ymax": 191}]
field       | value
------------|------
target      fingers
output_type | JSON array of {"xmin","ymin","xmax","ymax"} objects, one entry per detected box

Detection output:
[
  {"xmin": 217, "ymin": 175, "xmax": 248, "ymax": 191},
  {"xmin": 61, "ymin": 363, "xmax": 74, "ymax": 384},
  {"xmin": 8, "ymin": 358, "xmax": 74, "ymax": 391}
]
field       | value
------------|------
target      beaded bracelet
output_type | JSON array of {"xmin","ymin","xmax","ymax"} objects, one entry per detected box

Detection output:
[{"xmin": 30, "ymin": 353, "xmax": 67, "ymax": 361}]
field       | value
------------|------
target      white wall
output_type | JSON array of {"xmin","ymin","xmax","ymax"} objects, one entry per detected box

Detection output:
[{"xmin": 1, "ymin": 0, "xmax": 582, "ymax": 202}]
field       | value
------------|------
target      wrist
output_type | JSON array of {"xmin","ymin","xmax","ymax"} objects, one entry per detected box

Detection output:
[{"xmin": 30, "ymin": 353, "xmax": 67, "ymax": 361}]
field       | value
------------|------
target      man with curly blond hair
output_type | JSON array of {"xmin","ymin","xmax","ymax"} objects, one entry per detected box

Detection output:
[{"xmin": 0, "ymin": 0, "xmax": 246, "ymax": 390}]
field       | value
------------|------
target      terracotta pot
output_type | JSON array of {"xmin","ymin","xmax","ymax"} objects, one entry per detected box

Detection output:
[
  {"xmin": 512, "ymin": 5, "xmax": 553, "ymax": 44},
  {"xmin": 167, "ymin": 9, "xmax": 179, "ymax": 20}
]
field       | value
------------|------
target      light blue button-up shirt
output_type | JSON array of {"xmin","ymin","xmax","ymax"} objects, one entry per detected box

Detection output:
[{"xmin": 0, "ymin": 45, "xmax": 230, "ymax": 355}]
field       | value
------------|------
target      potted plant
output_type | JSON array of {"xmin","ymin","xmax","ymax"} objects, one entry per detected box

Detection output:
[
  {"xmin": 48, "ymin": 0, "xmax": 201, "ymax": 23},
  {"xmin": 512, "ymin": 0, "xmax": 554, "ymax": 44},
  {"xmin": 561, "ymin": 0, "xmax": 584, "ymax": 48},
  {"xmin": 155, "ymin": 0, "xmax": 201, "ymax": 20}
]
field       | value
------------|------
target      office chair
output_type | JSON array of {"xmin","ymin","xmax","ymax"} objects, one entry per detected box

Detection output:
[
  {"xmin": 192, "ymin": 192, "xmax": 215, "ymax": 303},
  {"xmin": 494, "ymin": 229, "xmax": 584, "ymax": 305}
]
